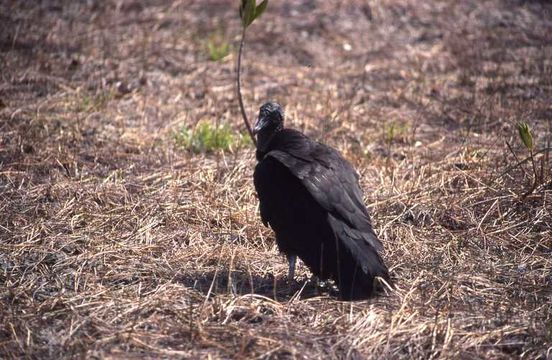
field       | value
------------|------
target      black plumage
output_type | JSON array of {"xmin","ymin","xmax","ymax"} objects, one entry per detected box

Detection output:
[{"xmin": 253, "ymin": 102, "xmax": 390, "ymax": 300}]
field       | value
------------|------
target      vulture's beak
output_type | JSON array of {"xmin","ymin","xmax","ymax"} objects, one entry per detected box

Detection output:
[{"xmin": 253, "ymin": 116, "xmax": 268, "ymax": 135}]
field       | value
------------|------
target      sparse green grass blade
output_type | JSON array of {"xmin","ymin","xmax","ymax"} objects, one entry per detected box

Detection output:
[
  {"xmin": 206, "ymin": 30, "xmax": 231, "ymax": 61},
  {"xmin": 207, "ymin": 41, "xmax": 230, "ymax": 61},
  {"xmin": 175, "ymin": 121, "xmax": 251, "ymax": 153}
]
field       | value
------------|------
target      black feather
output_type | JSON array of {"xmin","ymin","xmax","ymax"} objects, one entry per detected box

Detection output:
[{"xmin": 253, "ymin": 102, "xmax": 390, "ymax": 300}]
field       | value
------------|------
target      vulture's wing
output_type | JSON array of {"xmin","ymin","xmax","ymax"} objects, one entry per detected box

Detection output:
[{"xmin": 265, "ymin": 140, "xmax": 384, "ymax": 255}]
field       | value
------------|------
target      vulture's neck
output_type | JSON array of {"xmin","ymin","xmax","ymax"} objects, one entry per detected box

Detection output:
[{"xmin": 256, "ymin": 128, "xmax": 282, "ymax": 161}]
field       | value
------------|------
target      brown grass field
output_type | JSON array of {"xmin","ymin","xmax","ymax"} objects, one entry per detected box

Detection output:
[{"xmin": 1, "ymin": 0, "xmax": 551, "ymax": 358}]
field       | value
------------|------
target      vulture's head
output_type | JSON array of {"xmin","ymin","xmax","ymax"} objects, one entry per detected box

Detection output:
[
  {"xmin": 254, "ymin": 102, "xmax": 284, "ymax": 135},
  {"xmin": 254, "ymin": 102, "xmax": 284, "ymax": 152}
]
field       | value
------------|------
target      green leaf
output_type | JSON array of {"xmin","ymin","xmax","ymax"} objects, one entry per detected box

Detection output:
[
  {"xmin": 517, "ymin": 122, "xmax": 533, "ymax": 150},
  {"xmin": 254, "ymin": 0, "xmax": 268, "ymax": 21},
  {"xmin": 240, "ymin": 0, "xmax": 256, "ymax": 28}
]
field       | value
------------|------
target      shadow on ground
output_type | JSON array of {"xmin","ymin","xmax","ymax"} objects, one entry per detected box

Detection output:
[{"xmin": 178, "ymin": 270, "xmax": 336, "ymax": 301}]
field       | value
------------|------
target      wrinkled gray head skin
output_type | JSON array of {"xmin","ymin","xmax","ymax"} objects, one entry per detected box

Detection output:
[{"xmin": 254, "ymin": 102, "xmax": 284, "ymax": 152}]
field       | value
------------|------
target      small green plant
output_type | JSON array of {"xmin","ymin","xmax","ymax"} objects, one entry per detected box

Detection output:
[
  {"xmin": 175, "ymin": 121, "xmax": 251, "ymax": 153},
  {"xmin": 502, "ymin": 121, "xmax": 551, "ymax": 197},
  {"xmin": 76, "ymin": 90, "xmax": 112, "ymax": 113},
  {"xmin": 384, "ymin": 121, "xmax": 410, "ymax": 144},
  {"xmin": 207, "ymin": 32, "xmax": 231, "ymax": 61},
  {"xmin": 517, "ymin": 122, "xmax": 533, "ymax": 151},
  {"xmin": 516, "ymin": 122, "xmax": 539, "ymax": 196},
  {"xmin": 236, "ymin": 0, "xmax": 269, "ymax": 145},
  {"xmin": 239, "ymin": 0, "xmax": 268, "ymax": 28}
]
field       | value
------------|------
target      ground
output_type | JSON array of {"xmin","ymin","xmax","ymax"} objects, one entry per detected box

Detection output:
[{"xmin": 1, "ymin": 0, "xmax": 551, "ymax": 359}]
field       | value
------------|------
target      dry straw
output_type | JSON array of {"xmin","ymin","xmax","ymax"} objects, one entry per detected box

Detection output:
[{"xmin": 1, "ymin": 0, "xmax": 551, "ymax": 358}]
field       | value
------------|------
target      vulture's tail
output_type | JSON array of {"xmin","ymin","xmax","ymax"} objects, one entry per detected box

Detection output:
[{"xmin": 328, "ymin": 215, "xmax": 391, "ymax": 300}]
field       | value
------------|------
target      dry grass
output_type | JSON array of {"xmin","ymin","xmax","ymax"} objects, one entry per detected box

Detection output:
[{"xmin": 1, "ymin": 0, "xmax": 551, "ymax": 358}]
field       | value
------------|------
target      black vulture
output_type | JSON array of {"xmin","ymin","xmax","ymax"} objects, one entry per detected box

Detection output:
[{"xmin": 253, "ymin": 102, "xmax": 390, "ymax": 300}]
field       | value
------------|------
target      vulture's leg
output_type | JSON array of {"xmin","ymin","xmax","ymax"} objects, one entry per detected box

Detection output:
[{"xmin": 287, "ymin": 255, "xmax": 297, "ymax": 280}]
